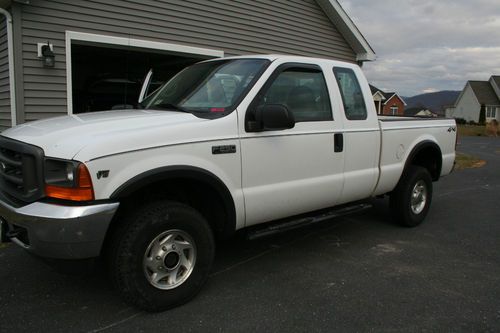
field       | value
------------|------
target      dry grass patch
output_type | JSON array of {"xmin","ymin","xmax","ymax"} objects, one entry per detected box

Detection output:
[
  {"xmin": 458, "ymin": 124, "xmax": 500, "ymax": 137},
  {"xmin": 455, "ymin": 152, "xmax": 486, "ymax": 170},
  {"xmin": 458, "ymin": 125, "xmax": 486, "ymax": 137}
]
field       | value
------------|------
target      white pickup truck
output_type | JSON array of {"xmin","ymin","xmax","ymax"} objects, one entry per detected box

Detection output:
[{"xmin": 0, "ymin": 55, "xmax": 456, "ymax": 311}]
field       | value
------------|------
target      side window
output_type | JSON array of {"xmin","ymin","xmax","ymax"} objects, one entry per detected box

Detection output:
[
  {"xmin": 333, "ymin": 67, "xmax": 367, "ymax": 120},
  {"xmin": 255, "ymin": 67, "xmax": 332, "ymax": 122}
]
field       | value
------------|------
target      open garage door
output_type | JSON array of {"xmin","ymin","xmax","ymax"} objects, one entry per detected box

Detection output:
[{"xmin": 70, "ymin": 44, "xmax": 215, "ymax": 113}]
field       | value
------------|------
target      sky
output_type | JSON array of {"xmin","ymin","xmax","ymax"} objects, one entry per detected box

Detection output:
[{"xmin": 338, "ymin": 0, "xmax": 500, "ymax": 97}]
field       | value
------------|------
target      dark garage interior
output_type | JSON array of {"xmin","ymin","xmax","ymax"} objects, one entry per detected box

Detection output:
[{"xmin": 71, "ymin": 44, "xmax": 205, "ymax": 113}]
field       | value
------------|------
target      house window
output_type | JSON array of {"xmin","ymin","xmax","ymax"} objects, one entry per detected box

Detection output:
[
  {"xmin": 390, "ymin": 106, "xmax": 398, "ymax": 115},
  {"xmin": 486, "ymin": 106, "xmax": 498, "ymax": 118}
]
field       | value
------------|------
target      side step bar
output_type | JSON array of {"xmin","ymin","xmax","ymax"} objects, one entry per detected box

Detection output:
[{"xmin": 246, "ymin": 203, "xmax": 372, "ymax": 240}]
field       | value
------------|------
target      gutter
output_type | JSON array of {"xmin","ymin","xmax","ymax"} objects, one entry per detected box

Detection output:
[{"xmin": 0, "ymin": 8, "xmax": 16, "ymax": 127}]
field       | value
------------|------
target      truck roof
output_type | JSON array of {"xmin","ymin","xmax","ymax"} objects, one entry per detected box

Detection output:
[{"xmin": 203, "ymin": 54, "xmax": 360, "ymax": 69}]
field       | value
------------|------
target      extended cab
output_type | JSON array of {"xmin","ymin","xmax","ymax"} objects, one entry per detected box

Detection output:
[{"xmin": 0, "ymin": 55, "xmax": 456, "ymax": 311}]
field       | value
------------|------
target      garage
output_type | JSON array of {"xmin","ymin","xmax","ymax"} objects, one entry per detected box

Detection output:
[{"xmin": 70, "ymin": 44, "xmax": 202, "ymax": 113}]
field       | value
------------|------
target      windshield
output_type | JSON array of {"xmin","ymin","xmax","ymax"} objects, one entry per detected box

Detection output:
[{"xmin": 142, "ymin": 59, "xmax": 270, "ymax": 115}]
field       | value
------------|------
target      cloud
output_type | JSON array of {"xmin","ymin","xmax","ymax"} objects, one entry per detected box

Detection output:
[
  {"xmin": 339, "ymin": 0, "xmax": 500, "ymax": 96},
  {"xmin": 422, "ymin": 88, "xmax": 438, "ymax": 94}
]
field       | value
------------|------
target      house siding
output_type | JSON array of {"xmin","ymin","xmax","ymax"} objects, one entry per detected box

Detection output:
[
  {"xmin": 0, "ymin": 17, "xmax": 11, "ymax": 130},
  {"xmin": 16, "ymin": 0, "xmax": 357, "ymax": 121},
  {"xmin": 452, "ymin": 83, "xmax": 480, "ymax": 122}
]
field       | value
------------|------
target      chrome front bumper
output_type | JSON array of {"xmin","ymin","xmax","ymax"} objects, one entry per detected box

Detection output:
[{"xmin": 0, "ymin": 198, "xmax": 119, "ymax": 259}]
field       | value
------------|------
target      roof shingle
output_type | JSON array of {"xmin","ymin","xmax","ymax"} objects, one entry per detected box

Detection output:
[{"xmin": 469, "ymin": 81, "xmax": 500, "ymax": 105}]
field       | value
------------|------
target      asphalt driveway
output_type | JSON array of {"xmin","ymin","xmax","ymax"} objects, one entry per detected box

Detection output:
[{"xmin": 1, "ymin": 136, "xmax": 499, "ymax": 332}]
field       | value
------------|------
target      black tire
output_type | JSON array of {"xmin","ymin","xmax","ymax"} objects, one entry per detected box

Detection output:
[
  {"xmin": 390, "ymin": 166, "xmax": 433, "ymax": 227},
  {"xmin": 108, "ymin": 201, "xmax": 215, "ymax": 312}
]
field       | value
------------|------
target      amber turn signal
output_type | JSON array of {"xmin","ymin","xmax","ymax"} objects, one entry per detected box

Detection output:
[{"xmin": 45, "ymin": 164, "xmax": 94, "ymax": 201}]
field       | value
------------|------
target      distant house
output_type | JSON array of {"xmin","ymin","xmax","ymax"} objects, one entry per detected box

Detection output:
[
  {"xmin": 446, "ymin": 75, "xmax": 500, "ymax": 122},
  {"xmin": 405, "ymin": 107, "xmax": 438, "ymax": 117},
  {"xmin": 369, "ymin": 85, "xmax": 406, "ymax": 115}
]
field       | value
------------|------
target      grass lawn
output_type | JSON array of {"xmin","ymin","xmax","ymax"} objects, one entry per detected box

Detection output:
[
  {"xmin": 458, "ymin": 124, "xmax": 500, "ymax": 137},
  {"xmin": 454, "ymin": 152, "xmax": 486, "ymax": 170},
  {"xmin": 457, "ymin": 125, "xmax": 486, "ymax": 137}
]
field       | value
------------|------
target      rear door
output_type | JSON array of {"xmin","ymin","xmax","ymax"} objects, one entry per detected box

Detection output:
[
  {"xmin": 332, "ymin": 66, "xmax": 381, "ymax": 204},
  {"xmin": 239, "ymin": 60, "xmax": 345, "ymax": 226}
]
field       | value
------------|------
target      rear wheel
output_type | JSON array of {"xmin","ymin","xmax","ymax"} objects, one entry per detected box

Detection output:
[
  {"xmin": 390, "ymin": 166, "xmax": 433, "ymax": 227},
  {"xmin": 108, "ymin": 201, "xmax": 215, "ymax": 312}
]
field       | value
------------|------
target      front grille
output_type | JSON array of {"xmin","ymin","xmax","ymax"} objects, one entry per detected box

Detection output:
[{"xmin": 0, "ymin": 136, "xmax": 44, "ymax": 203}]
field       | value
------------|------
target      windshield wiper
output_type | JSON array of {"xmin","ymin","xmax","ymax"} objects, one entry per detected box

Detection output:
[{"xmin": 149, "ymin": 103, "xmax": 189, "ymax": 113}]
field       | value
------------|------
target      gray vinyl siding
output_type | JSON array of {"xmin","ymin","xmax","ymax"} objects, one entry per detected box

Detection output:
[
  {"xmin": 0, "ymin": 17, "xmax": 11, "ymax": 130},
  {"xmin": 16, "ymin": 0, "xmax": 357, "ymax": 121}
]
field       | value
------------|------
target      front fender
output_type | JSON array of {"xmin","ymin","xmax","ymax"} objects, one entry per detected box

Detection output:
[{"xmin": 84, "ymin": 140, "xmax": 245, "ymax": 230}]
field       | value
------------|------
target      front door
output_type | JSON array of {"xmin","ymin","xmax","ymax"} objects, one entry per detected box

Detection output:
[{"xmin": 239, "ymin": 62, "xmax": 345, "ymax": 226}]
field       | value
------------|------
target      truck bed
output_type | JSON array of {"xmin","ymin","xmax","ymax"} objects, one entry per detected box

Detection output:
[{"xmin": 374, "ymin": 116, "xmax": 456, "ymax": 196}]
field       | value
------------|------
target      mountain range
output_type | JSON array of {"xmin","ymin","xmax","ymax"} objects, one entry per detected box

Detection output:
[{"xmin": 403, "ymin": 90, "xmax": 460, "ymax": 115}]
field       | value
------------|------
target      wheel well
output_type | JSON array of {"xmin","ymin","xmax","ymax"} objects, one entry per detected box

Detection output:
[
  {"xmin": 105, "ymin": 168, "xmax": 236, "ymax": 250},
  {"xmin": 406, "ymin": 142, "xmax": 442, "ymax": 181}
]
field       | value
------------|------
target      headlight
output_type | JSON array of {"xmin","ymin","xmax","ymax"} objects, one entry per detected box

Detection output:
[{"xmin": 44, "ymin": 159, "xmax": 94, "ymax": 201}]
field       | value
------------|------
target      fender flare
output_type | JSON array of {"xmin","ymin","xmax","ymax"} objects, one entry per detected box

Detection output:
[
  {"xmin": 403, "ymin": 140, "xmax": 442, "ymax": 180},
  {"xmin": 110, "ymin": 165, "xmax": 236, "ymax": 237}
]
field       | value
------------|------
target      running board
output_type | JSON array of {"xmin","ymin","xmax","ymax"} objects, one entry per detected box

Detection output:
[{"xmin": 246, "ymin": 203, "xmax": 372, "ymax": 240}]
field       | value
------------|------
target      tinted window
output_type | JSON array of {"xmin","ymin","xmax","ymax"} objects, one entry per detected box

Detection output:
[
  {"xmin": 333, "ymin": 67, "xmax": 367, "ymax": 120},
  {"xmin": 143, "ymin": 59, "xmax": 269, "ymax": 114},
  {"xmin": 256, "ymin": 67, "xmax": 332, "ymax": 122}
]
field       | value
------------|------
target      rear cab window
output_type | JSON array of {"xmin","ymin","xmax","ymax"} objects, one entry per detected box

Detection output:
[{"xmin": 333, "ymin": 67, "xmax": 367, "ymax": 120}]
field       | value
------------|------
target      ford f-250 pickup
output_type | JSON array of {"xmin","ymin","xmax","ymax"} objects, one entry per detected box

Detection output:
[{"xmin": 0, "ymin": 55, "xmax": 456, "ymax": 311}]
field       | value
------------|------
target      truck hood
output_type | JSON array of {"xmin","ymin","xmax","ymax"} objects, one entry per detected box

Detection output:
[{"xmin": 1, "ymin": 109, "xmax": 225, "ymax": 160}]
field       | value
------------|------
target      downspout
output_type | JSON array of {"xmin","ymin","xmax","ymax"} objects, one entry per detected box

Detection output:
[{"xmin": 0, "ymin": 8, "xmax": 17, "ymax": 127}]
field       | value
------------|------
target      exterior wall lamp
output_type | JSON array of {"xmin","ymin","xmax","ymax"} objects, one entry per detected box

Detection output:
[{"xmin": 38, "ymin": 41, "xmax": 55, "ymax": 68}]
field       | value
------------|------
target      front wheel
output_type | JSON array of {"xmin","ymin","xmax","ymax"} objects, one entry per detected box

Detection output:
[
  {"xmin": 390, "ymin": 166, "xmax": 433, "ymax": 227},
  {"xmin": 108, "ymin": 201, "xmax": 215, "ymax": 312}
]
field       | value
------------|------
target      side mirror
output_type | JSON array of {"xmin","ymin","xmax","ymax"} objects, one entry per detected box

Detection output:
[{"xmin": 247, "ymin": 104, "xmax": 295, "ymax": 132}]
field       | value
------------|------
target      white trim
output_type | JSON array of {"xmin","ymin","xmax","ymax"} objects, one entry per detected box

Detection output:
[
  {"xmin": 65, "ymin": 31, "xmax": 224, "ymax": 114},
  {"xmin": 383, "ymin": 93, "xmax": 407, "ymax": 106},
  {"xmin": 0, "ymin": 8, "xmax": 16, "ymax": 126},
  {"xmin": 316, "ymin": 0, "xmax": 376, "ymax": 61},
  {"xmin": 372, "ymin": 91, "xmax": 386, "ymax": 100},
  {"xmin": 486, "ymin": 105, "xmax": 499, "ymax": 119},
  {"xmin": 65, "ymin": 32, "xmax": 72, "ymax": 115}
]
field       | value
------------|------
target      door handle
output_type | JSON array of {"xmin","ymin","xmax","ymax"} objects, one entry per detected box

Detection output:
[{"xmin": 334, "ymin": 133, "xmax": 343, "ymax": 152}]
